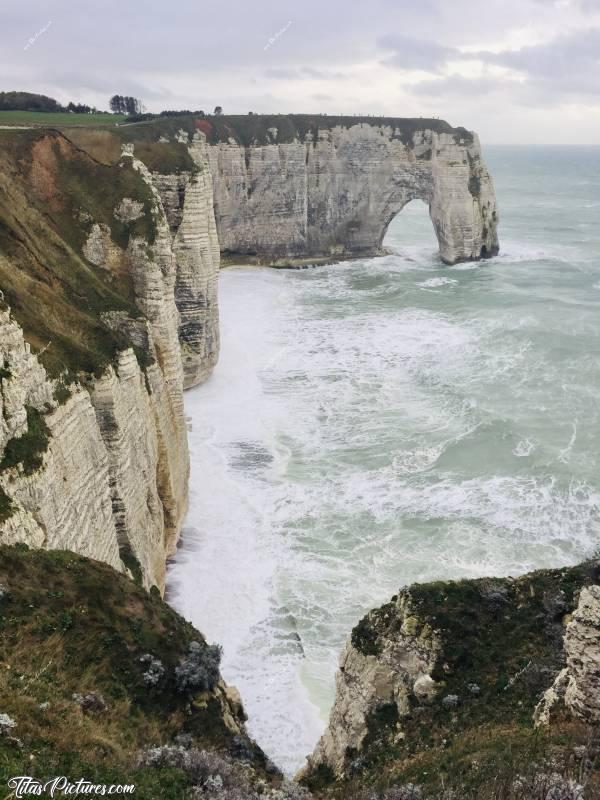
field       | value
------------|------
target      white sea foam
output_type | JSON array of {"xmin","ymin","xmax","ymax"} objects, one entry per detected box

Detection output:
[
  {"xmin": 513, "ymin": 438, "xmax": 536, "ymax": 457},
  {"xmin": 417, "ymin": 277, "xmax": 458, "ymax": 289}
]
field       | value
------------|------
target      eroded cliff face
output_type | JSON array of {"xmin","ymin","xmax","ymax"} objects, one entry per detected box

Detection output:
[
  {"xmin": 0, "ymin": 129, "xmax": 220, "ymax": 590},
  {"xmin": 151, "ymin": 135, "xmax": 220, "ymax": 389},
  {"xmin": 205, "ymin": 120, "xmax": 498, "ymax": 265},
  {"xmin": 302, "ymin": 562, "xmax": 600, "ymax": 797},
  {"xmin": 535, "ymin": 584, "xmax": 600, "ymax": 727},
  {"xmin": 302, "ymin": 591, "xmax": 442, "ymax": 780}
]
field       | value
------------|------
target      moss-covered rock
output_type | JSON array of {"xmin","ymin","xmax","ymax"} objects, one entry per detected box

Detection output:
[{"xmin": 305, "ymin": 561, "xmax": 600, "ymax": 799}]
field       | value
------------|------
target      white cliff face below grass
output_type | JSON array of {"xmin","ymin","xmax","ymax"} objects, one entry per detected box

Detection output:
[
  {"xmin": 207, "ymin": 125, "xmax": 498, "ymax": 266},
  {"xmin": 0, "ymin": 133, "xmax": 221, "ymax": 591}
]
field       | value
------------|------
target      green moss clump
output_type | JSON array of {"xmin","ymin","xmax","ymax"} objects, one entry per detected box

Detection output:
[
  {"xmin": 119, "ymin": 543, "xmax": 143, "ymax": 586},
  {"xmin": 0, "ymin": 486, "xmax": 14, "ymax": 522},
  {"xmin": 53, "ymin": 382, "xmax": 72, "ymax": 405},
  {"xmin": 468, "ymin": 175, "xmax": 481, "ymax": 197},
  {"xmin": 322, "ymin": 562, "xmax": 600, "ymax": 798},
  {"xmin": 302, "ymin": 763, "xmax": 336, "ymax": 793},
  {"xmin": 352, "ymin": 615, "xmax": 382, "ymax": 656},
  {"xmin": 0, "ymin": 406, "xmax": 49, "ymax": 475}
]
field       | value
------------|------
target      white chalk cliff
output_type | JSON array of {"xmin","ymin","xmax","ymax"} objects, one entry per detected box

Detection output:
[
  {"xmin": 0, "ymin": 132, "xmax": 220, "ymax": 590},
  {"xmin": 206, "ymin": 121, "xmax": 498, "ymax": 265}
]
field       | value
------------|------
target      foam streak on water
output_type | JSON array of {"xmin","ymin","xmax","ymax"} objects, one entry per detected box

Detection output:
[{"xmin": 166, "ymin": 146, "xmax": 600, "ymax": 775}]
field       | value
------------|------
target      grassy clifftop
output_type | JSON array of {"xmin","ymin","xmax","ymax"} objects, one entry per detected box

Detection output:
[
  {"xmin": 0, "ymin": 109, "xmax": 469, "ymax": 148},
  {"xmin": 0, "ymin": 110, "xmax": 126, "ymax": 127},
  {"xmin": 114, "ymin": 114, "xmax": 470, "ymax": 148},
  {"xmin": 0, "ymin": 546, "xmax": 272, "ymax": 799}
]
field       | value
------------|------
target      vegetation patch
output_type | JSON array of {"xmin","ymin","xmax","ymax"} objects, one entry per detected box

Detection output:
[
  {"xmin": 48, "ymin": 137, "xmax": 157, "ymax": 250},
  {"xmin": 0, "ymin": 110, "xmax": 126, "ymax": 127},
  {"xmin": 351, "ymin": 600, "xmax": 397, "ymax": 657},
  {"xmin": 453, "ymin": 127, "xmax": 475, "ymax": 145},
  {"xmin": 468, "ymin": 175, "xmax": 481, "ymax": 197},
  {"xmin": 0, "ymin": 406, "xmax": 49, "ymax": 475},
  {"xmin": 0, "ymin": 486, "xmax": 14, "ymax": 522},
  {"xmin": 131, "ymin": 140, "xmax": 197, "ymax": 174},
  {"xmin": 53, "ymin": 381, "xmax": 72, "ymax": 405},
  {"xmin": 119, "ymin": 542, "xmax": 143, "ymax": 586},
  {"xmin": 303, "ymin": 764, "xmax": 336, "ymax": 793},
  {"xmin": 0, "ymin": 546, "xmax": 271, "ymax": 798},
  {"xmin": 61, "ymin": 128, "xmax": 123, "ymax": 165},
  {"xmin": 120, "ymin": 114, "xmax": 461, "ymax": 148}
]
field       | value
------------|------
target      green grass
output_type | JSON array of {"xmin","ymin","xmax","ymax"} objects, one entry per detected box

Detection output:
[
  {"xmin": 0, "ymin": 110, "xmax": 126, "ymax": 127},
  {"xmin": 51, "ymin": 137, "xmax": 158, "ymax": 250},
  {"xmin": 116, "ymin": 113, "xmax": 470, "ymax": 148},
  {"xmin": 53, "ymin": 382, "xmax": 72, "ymax": 405},
  {"xmin": 119, "ymin": 543, "xmax": 143, "ymax": 586}
]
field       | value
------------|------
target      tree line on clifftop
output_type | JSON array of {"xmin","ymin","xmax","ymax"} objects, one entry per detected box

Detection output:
[{"xmin": 0, "ymin": 91, "xmax": 227, "ymax": 120}]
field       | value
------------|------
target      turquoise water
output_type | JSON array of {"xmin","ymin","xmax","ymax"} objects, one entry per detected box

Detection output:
[{"xmin": 167, "ymin": 146, "xmax": 600, "ymax": 774}]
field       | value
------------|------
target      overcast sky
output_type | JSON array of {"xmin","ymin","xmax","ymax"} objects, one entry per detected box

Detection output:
[{"xmin": 3, "ymin": 0, "xmax": 600, "ymax": 143}]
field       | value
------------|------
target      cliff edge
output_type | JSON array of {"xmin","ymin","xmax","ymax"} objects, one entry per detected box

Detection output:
[{"xmin": 302, "ymin": 562, "xmax": 600, "ymax": 799}]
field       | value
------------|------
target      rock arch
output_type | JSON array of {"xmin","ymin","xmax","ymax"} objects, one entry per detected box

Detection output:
[
  {"xmin": 204, "ymin": 118, "xmax": 499, "ymax": 267},
  {"xmin": 380, "ymin": 198, "xmax": 439, "ymax": 253}
]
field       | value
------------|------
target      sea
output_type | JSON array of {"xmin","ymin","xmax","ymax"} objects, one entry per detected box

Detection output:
[{"xmin": 166, "ymin": 145, "xmax": 600, "ymax": 775}]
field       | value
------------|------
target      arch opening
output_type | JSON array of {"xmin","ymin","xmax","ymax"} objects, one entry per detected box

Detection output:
[{"xmin": 381, "ymin": 199, "xmax": 440, "ymax": 262}]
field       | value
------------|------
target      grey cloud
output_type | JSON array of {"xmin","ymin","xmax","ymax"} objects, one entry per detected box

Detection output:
[
  {"xmin": 264, "ymin": 68, "xmax": 301, "ymax": 80},
  {"xmin": 264, "ymin": 67, "xmax": 350, "ymax": 81},
  {"xmin": 300, "ymin": 67, "xmax": 350, "ymax": 80},
  {"xmin": 379, "ymin": 33, "xmax": 458, "ymax": 70},
  {"xmin": 1, "ymin": 0, "xmax": 599, "ymax": 140},
  {"xmin": 474, "ymin": 28, "xmax": 600, "ymax": 97},
  {"xmin": 412, "ymin": 74, "xmax": 511, "ymax": 98}
]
